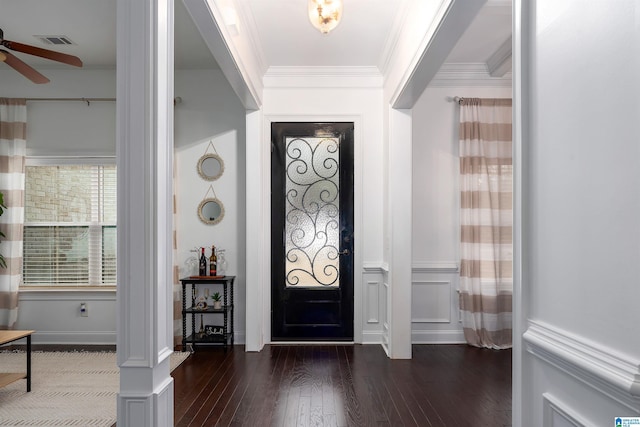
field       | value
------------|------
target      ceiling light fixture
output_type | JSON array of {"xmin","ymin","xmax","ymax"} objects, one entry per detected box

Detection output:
[{"xmin": 308, "ymin": 0, "xmax": 343, "ymax": 35}]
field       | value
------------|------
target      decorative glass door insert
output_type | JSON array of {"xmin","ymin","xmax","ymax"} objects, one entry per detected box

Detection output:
[{"xmin": 285, "ymin": 136, "xmax": 340, "ymax": 288}]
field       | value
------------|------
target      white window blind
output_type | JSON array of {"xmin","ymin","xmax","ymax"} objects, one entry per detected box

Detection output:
[{"xmin": 23, "ymin": 164, "xmax": 117, "ymax": 287}]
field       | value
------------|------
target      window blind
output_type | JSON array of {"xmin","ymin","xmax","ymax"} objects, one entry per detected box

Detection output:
[{"xmin": 23, "ymin": 164, "xmax": 117, "ymax": 287}]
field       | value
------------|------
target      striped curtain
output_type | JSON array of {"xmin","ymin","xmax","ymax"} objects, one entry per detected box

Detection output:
[
  {"xmin": 0, "ymin": 99, "xmax": 26, "ymax": 330},
  {"xmin": 458, "ymin": 98, "xmax": 512, "ymax": 349}
]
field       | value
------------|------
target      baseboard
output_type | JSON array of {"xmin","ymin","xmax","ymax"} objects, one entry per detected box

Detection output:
[
  {"xmin": 361, "ymin": 330, "xmax": 384, "ymax": 344},
  {"xmin": 524, "ymin": 320, "xmax": 640, "ymax": 411},
  {"xmin": 233, "ymin": 332, "xmax": 246, "ymax": 345},
  {"xmin": 30, "ymin": 331, "xmax": 117, "ymax": 345},
  {"xmin": 411, "ymin": 329, "xmax": 466, "ymax": 344},
  {"xmin": 28, "ymin": 329, "xmax": 465, "ymax": 347},
  {"xmin": 118, "ymin": 378, "xmax": 174, "ymax": 427},
  {"xmin": 31, "ymin": 331, "xmax": 243, "ymax": 346}
]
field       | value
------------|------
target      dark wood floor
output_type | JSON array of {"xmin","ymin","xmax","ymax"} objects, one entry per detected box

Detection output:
[{"xmin": 172, "ymin": 344, "xmax": 511, "ymax": 427}]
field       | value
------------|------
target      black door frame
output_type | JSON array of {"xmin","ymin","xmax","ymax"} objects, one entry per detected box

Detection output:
[{"xmin": 271, "ymin": 122, "xmax": 354, "ymax": 341}]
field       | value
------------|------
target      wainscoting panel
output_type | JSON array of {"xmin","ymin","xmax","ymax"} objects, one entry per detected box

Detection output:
[
  {"xmin": 525, "ymin": 321, "xmax": 640, "ymax": 412},
  {"xmin": 411, "ymin": 262, "xmax": 464, "ymax": 344},
  {"xmin": 361, "ymin": 263, "xmax": 465, "ymax": 345},
  {"xmin": 411, "ymin": 280, "xmax": 451, "ymax": 323},
  {"xmin": 366, "ymin": 281, "xmax": 380, "ymax": 324},
  {"xmin": 17, "ymin": 290, "xmax": 117, "ymax": 345},
  {"xmin": 542, "ymin": 393, "xmax": 593, "ymax": 427},
  {"xmin": 361, "ymin": 263, "xmax": 386, "ymax": 344}
]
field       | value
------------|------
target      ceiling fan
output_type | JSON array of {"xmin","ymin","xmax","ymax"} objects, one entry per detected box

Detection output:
[{"xmin": 0, "ymin": 28, "xmax": 83, "ymax": 84}]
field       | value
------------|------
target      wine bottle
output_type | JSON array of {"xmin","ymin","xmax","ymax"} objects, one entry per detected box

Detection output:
[
  {"xmin": 209, "ymin": 245, "xmax": 217, "ymax": 276},
  {"xmin": 198, "ymin": 247, "xmax": 207, "ymax": 276}
]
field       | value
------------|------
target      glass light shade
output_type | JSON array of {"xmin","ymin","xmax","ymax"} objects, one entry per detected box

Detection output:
[{"xmin": 308, "ymin": 0, "xmax": 343, "ymax": 34}]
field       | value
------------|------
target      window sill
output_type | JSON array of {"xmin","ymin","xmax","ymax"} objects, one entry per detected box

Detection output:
[
  {"xmin": 18, "ymin": 287, "xmax": 116, "ymax": 302},
  {"xmin": 20, "ymin": 287, "xmax": 116, "ymax": 294}
]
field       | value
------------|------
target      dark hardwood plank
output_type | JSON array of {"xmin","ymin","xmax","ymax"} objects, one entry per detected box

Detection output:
[
  {"xmin": 346, "ymin": 346, "xmax": 391, "ymax": 426},
  {"xmin": 208, "ymin": 351, "xmax": 262, "ymax": 426},
  {"xmin": 176, "ymin": 349, "xmax": 238, "ymax": 427},
  {"xmin": 240, "ymin": 345, "xmax": 286, "ymax": 426},
  {"xmin": 227, "ymin": 348, "xmax": 278, "ymax": 426},
  {"xmin": 173, "ymin": 344, "xmax": 512, "ymax": 427},
  {"xmin": 269, "ymin": 345, "xmax": 298, "ymax": 426}
]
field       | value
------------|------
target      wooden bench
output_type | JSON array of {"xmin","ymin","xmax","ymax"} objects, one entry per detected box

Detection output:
[{"xmin": 0, "ymin": 330, "xmax": 35, "ymax": 392}]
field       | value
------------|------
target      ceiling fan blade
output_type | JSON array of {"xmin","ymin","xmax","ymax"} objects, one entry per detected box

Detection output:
[
  {"xmin": 1, "ymin": 50, "xmax": 50, "ymax": 84},
  {"xmin": 1, "ymin": 40, "xmax": 82, "ymax": 67}
]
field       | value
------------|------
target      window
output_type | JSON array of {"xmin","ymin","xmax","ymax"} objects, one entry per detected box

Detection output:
[{"xmin": 23, "ymin": 161, "xmax": 116, "ymax": 287}]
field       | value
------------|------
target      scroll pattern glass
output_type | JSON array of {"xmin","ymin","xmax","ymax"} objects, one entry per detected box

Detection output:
[{"xmin": 285, "ymin": 136, "xmax": 340, "ymax": 288}]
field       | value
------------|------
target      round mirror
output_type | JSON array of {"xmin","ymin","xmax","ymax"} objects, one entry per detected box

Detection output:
[
  {"xmin": 197, "ymin": 153, "xmax": 224, "ymax": 181},
  {"xmin": 198, "ymin": 198, "xmax": 225, "ymax": 225}
]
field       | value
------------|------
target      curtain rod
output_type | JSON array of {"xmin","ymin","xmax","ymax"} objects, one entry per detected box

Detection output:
[
  {"xmin": 26, "ymin": 97, "xmax": 114, "ymax": 104},
  {"xmin": 25, "ymin": 97, "xmax": 183, "ymax": 106},
  {"xmin": 451, "ymin": 96, "xmax": 512, "ymax": 104}
]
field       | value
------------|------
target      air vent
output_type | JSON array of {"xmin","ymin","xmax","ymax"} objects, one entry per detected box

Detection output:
[{"xmin": 34, "ymin": 35, "xmax": 75, "ymax": 46}]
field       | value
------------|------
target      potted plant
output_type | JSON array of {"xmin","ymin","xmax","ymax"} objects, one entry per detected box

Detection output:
[{"xmin": 210, "ymin": 292, "xmax": 222, "ymax": 310}]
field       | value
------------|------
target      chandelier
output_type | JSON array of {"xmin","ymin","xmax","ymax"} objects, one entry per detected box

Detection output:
[{"xmin": 308, "ymin": 0, "xmax": 343, "ymax": 34}]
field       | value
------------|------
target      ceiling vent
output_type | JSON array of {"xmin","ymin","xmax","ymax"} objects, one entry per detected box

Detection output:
[{"xmin": 34, "ymin": 35, "xmax": 75, "ymax": 46}]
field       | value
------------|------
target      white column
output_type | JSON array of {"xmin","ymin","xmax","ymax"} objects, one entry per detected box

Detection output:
[
  {"xmin": 245, "ymin": 109, "xmax": 266, "ymax": 352},
  {"xmin": 116, "ymin": 0, "xmax": 175, "ymax": 425},
  {"xmin": 387, "ymin": 107, "xmax": 413, "ymax": 359},
  {"xmin": 512, "ymin": 1, "xmax": 528, "ymax": 424}
]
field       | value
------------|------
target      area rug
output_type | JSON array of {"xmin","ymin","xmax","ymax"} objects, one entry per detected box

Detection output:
[{"xmin": 0, "ymin": 351, "xmax": 190, "ymax": 426}]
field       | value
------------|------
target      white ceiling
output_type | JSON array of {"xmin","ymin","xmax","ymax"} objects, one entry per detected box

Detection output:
[
  {"xmin": 243, "ymin": 0, "xmax": 402, "ymax": 68},
  {"xmin": 0, "ymin": 0, "xmax": 511, "ymax": 76},
  {"xmin": 446, "ymin": 2, "xmax": 511, "ymax": 64}
]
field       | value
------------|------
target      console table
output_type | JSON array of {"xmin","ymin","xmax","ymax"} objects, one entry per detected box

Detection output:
[
  {"xmin": 0, "ymin": 330, "xmax": 35, "ymax": 392},
  {"xmin": 180, "ymin": 276, "xmax": 235, "ymax": 350}
]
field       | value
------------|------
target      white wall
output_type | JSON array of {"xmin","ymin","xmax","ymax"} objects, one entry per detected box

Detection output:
[
  {"xmin": 174, "ymin": 69, "xmax": 246, "ymax": 343},
  {"xmin": 411, "ymin": 84, "xmax": 510, "ymax": 343},
  {"xmin": 253, "ymin": 70, "xmax": 386, "ymax": 344},
  {"xmin": 4, "ymin": 68, "xmax": 245, "ymax": 344},
  {"xmin": 1, "ymin": 69, "xmax": 118, "ymax": 344},
  {"xmin": 0, "ymin": 69, "xmax": 116, "ymax": 157},
  {"xmin": 517, "ymin": 0, "xmax": 640, "ymax": 425}
]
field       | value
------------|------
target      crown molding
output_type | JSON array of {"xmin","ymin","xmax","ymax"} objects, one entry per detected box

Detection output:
[
  {"xmin": 378, "ymin": 0, "xmax": 412, "ymax": 77},
  {"xmin": 430, "ymin": 63, "xmax": 512, "ymax": 87},
  {"xmin": 263, "ymin": 66, "xmax": 383, "ymax": 88},
  {"xmin": 486, "ymin": 36, "xmax": 512, "ymax": 77},
  {"xmin": 233, "ymin": 0, "xmax": 268, "ymax": 77},
  {"xmin": 391, "ymin": 0, "xmax": 488, "ymax": 108},
  {"xmin": 524, "ymin": 320, "xmax": 640, "ymax": 411}
]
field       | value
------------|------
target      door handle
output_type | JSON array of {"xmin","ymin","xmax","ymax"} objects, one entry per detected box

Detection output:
[{"xmin": 339, "ymin": 249, "xmax": 350, "ymax": 256}]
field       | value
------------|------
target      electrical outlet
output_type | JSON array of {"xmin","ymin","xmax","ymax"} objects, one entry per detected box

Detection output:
[{"xmin": 80, "ymin": 302, "xmax": 88, "ymax": 317}]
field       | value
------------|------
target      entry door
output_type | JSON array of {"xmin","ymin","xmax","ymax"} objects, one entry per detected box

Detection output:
[{"xmin": 271, "ymin": 122, "xmax": 354, "ymax": 341}]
